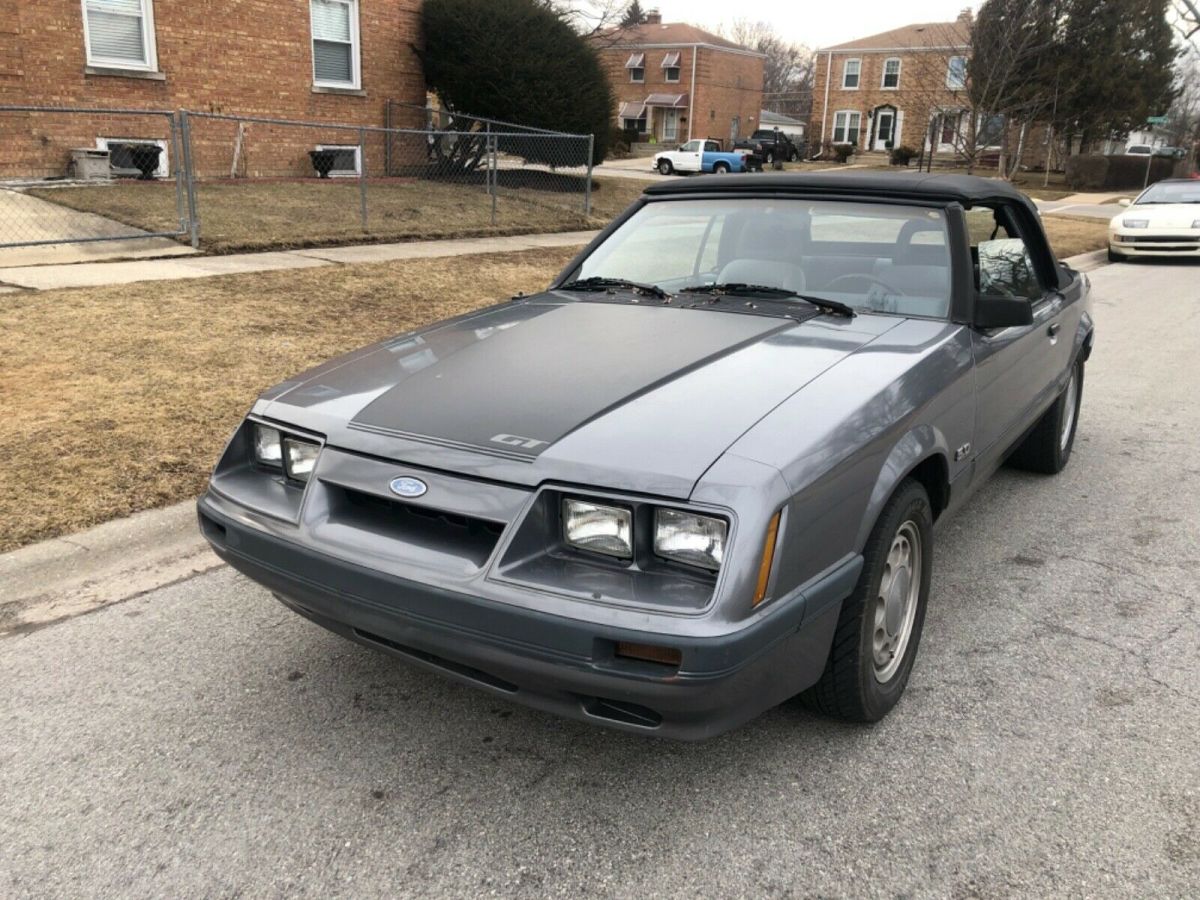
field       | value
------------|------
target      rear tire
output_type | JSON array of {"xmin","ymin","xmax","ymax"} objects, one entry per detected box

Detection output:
[
  {"xmin": 657, "ymin": 159, "xmax": 674, "ymax": 176},
  {"xmin": 1008, "ymin": 356, "xmax": 1084, "ymax": 474},
  {"xmin": 765, "ymin": 151, "xmax": 775, "ymax": 165},
  {"xmin": 713, "ymin": 161, "xmax": 730, "ymax": 174},
  {"xmin": 800, "ymin": 479, "xmax": 933, "ymax": 722}
]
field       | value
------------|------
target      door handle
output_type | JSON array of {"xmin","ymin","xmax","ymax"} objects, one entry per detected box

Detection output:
[{"xmin": 1047, "ymin": 323, "xmax": 1062, "ymax": 337}]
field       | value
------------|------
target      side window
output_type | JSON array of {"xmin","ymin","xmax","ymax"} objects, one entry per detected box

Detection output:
[{"xmin": 965, "ymin": 206, "xmax": 1043, "ymax": 302}]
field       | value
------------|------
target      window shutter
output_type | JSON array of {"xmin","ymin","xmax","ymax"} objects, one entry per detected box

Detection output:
[
  {"xmin": 311, "ymin": 0, "xmax": 353, "ymax": 83},
  {"xmin": 85, "ymin": 0, "xmax": 147, "ymax": 65}
]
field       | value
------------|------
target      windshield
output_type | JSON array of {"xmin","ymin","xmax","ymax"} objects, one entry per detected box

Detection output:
[
  {"xmin": 1136, "ymin": 182, "xmax": 1200, "ymax": 204},
  {"xmin": 573, "ymin": 198, "xmax": 953, "ymax": 318}
]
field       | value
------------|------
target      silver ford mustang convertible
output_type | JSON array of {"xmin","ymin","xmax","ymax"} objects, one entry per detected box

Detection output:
[{"xmin": 199, "ymin": 173, "xmax": 1094, "ymax": 739}]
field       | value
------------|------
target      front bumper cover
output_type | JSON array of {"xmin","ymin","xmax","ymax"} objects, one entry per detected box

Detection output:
[{"xmin": 198, "ymin": 493, "xmax": 858, "ymax": 740}]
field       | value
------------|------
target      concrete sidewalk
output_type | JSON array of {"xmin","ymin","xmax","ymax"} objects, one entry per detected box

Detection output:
[{"xmin": 0, "ymin": 230, "xmax": 600, "ymax": 292}]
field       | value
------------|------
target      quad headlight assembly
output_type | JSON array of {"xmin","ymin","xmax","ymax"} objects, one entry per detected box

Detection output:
[
  {"xmin": 252, "ymin": 422, "xmax": 321, "ymax": 483},
  {"xmin": 562, "ymin": 496, "xmax": 727, "ymax": 572}
]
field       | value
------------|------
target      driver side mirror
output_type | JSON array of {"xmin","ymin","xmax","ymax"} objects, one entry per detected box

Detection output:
[
  {"xmin": 974, "ymin": 293, "xmax": 1034, "ymax": 329},
  {"xmin": 1118, "ymin": 198, "xmax": 1132, "ymax": 207}
]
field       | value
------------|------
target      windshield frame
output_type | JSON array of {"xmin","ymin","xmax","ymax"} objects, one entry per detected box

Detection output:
[{"xmin": 553, "ymin": 193, "xmax": 971, "ymax": 322}]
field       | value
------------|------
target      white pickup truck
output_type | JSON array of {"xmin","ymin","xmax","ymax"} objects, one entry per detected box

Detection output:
[{"xmin": 652, "ymin": 139, "xmax": 761, "ymax": 176}]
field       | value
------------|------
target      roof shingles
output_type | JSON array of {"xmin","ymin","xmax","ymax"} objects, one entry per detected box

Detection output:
[{"xmin": 820, "ymin": 20, "xmax": 970, "ymax": 52}]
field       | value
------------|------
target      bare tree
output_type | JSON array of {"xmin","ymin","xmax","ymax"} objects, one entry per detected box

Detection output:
[
  {"xmin": 545, "ymin": 0, "xmax": 626, "ymax": 36},
  {"xmin": 1173, "ymin": 0, "xmax": 1200, "ymax": 44},
  {"xmin": 720, "ymin": 20, "xmax": 814, "ymax": 120}
]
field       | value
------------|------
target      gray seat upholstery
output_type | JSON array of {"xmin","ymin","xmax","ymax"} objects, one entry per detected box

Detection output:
[
  {"xmin": 718, "ymin": 216, "xmax": 808, "ymax": 292},
  {"xmin": 718, "ymin": 258, "xmax": 807, "ymax": 293}
]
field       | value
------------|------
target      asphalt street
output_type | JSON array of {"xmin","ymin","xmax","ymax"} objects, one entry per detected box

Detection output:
[{"xmin": 3, "ymin": 260, "xmax": 1199, "ymax": 898}]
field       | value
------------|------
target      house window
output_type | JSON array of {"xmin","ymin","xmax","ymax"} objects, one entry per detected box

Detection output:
[
  {"xmin": 947, "ymin": 56, "xmax": 967, "ymax": 90},
  {"xmin": 311, "ymin": 0, "xmax": 360, "ymax": 88},
  {"xmin": 842, "ymin": 58, "xmax": 861, "ymax": 89},
  {"xmin": 314, "ymin": 144, "xmax": 361, "ymax": 176},
  {"xmin": 882, "ymin": 58, "xmax": 901, "ymax": 89},
  {"xmin": 96, "ymin": 137, "xmax": 167, "ymax": 178},
  {"xmin": 622, "ymin": 116, "xmax": 647, "ymax": 133},
  {"xmin": 832, "ymin": 110, "xmax": 861, "ymax": 145},
  {"xmin": 662, "ymin": 51, "xmax": 681, "ymax": 83},
  {"xmin": 625, "ymin": 52, "xmax": 645, "ymax": 83},
  {"xmin": 81, "ymin": 0, "xmax": 157, "ymax": 71}
]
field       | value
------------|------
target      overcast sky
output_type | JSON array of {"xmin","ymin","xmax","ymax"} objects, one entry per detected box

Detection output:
[{"xmin": 643, "ymin": 1, "xmax": 980, "ymax": 49}]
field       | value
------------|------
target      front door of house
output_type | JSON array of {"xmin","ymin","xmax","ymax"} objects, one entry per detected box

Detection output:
[
  {"xmin": 662, "ymin": 109, "xmax": 680, "ymax": 142},
  {"xmin": 874, "ymin": 110, "xmax": 895, "ymax": 151}
]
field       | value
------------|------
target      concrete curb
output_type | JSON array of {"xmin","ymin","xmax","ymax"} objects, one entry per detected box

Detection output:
[
  {"xmin": 0, "ymin": 500, "xmax": 219, "ymax": 636},
  {"xmin": 1064, "ymin": 248, "xmax": 1109, "ymax": 273}
]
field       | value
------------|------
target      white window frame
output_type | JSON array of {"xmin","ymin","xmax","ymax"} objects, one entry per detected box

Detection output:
[
  {"xmin": 842, "ymin": 58, "xmax": 861, "ymax": 90},
  {"xmin": 946, "ymin": 56, "xmax": 967, "ymax": 90},
  {"xmin": 315, "ymin": 144, "xmax": 361, "ymax": 177},
  {"xmin": 881, "ymin": 57, "xmax": 901, "ymax": 90},
  {"xmin": 629, "ymin": 66, "xmax": 644, "ymax": 83},
  {"xmin": 80, "ymin": 0, "xmax": 158, "ymax": 72},
  {"xmin": 664, "ymin": 66, "xmax": 680, "ymax": 83},
  {"xmin": 310, "ymin": 0, "xmax": 361, "ymax": 90},
  {"xmin": 95, "ymin": 136, "xmax": 168, "ymax": 178},
  {"xmin": 832, "ymin": 110, "xmax": 861, "ymax": 145}
]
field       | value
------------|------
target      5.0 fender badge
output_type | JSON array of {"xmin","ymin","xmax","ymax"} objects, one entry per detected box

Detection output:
[{"xmin": 389, "ymin": 476, "xmax": 428, "ymax": 498}]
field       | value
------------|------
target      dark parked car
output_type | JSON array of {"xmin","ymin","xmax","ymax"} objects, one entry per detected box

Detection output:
[
  {"xmin": 199, "ymin": 173, "xmax": 1093, "ymax": 740},
  {"xmin": 734, "ymin": 129, "xmax": 802, "ymax": 164}
]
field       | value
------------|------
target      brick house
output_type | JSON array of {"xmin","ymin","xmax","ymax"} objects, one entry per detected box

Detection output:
[
  {"xmin": 593, "ymin": 11, "xmax": 764, "ymax": 148},
  {"xmin": 810, "ymin": 13, "xmax": 976, "ymax": 157},
  {"xmin": 0, "ymin": 0, "xmax": 425, "ymax": 177}
]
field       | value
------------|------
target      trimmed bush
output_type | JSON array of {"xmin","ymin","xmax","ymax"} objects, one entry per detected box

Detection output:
[
  {"xmin": 832, "ymin": 144, "xmax": 855, "ymax": 164},
  {"xmin": 890, "ymin": 145, "xmax": 918, "ymax": 167},
  {"xmin": 1065, "ymin": 154, "xmax": 1181, "ymax": 190}
]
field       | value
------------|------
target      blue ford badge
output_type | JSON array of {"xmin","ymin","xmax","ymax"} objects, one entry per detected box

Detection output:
[{"xmin": 389, "ymin": 476, "xmax": 427, "ymax": 498}]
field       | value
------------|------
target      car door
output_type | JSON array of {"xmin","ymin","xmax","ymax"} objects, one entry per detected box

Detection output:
[
  {"xmin": 968, "ymin": 204, "xmax": 1074, "ymax": 470},
  {"xmin": 676, "ymin": 140, "xmax": 703, "ymax": 173}
]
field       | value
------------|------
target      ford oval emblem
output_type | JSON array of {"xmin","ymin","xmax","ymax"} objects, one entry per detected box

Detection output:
[{"xmin": 389, "ymin": 476, "xmax": 427, "ymax": 498}]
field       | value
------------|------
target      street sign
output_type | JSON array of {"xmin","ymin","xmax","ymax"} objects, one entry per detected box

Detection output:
[{"xmin": 1146, "ymin": 115, "xmax": 1168, "ymax": 125}]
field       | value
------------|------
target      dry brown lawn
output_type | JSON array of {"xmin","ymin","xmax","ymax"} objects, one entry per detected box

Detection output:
[
  {"xmin": 28, "ymin": 176, "xmax": 647, "ymax": 254},
  {"xmin": 0, "ymin": 210, "xmax": 1110, "ymax": 553},
  {"xmin": 0, "ymin": 246, "xmax": 580, "ymax": 552}
]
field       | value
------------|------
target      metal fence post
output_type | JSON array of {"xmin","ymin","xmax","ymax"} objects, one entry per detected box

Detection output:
[
  {"xmin": 489, "ymin": 133, "xmax": 497, "ymax": 226},
  {"xmin": 359, "ymin": 127, "xmax": 368, "ymax": 231},
  {"xmin": 179, "ymin": 109, "xmax": 200, "ymax": 249},
  {"xmin": 168, "ymin": 112, "xmax": 186, "ymax": 236},
  {"xmin": 584, "ymin": 134, "xmax": 594, "ymax": 218}
]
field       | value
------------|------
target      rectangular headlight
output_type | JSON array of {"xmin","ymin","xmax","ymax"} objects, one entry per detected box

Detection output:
[
  {"xmin": 563, "ymin": 499, "xmax": 632, "ymax": 559},
  {"xmin": 282, "ymin": 436, "xmax": 320, "ymax": 482},
  {"xmin": 654, "ymin": 508, "xmax": 727, "ymax": 571},
  {"xmin": 1122, "ymin": 219, "xmax": 1149, "ymax": 228},
  {"xmin": 253, "ymin": 424, "xmax": 282, "ymax": 467}
]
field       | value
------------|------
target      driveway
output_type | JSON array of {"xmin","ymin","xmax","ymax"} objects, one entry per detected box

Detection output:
[
  {"xmin": 2, "ymin": 261, "xmax": 1198, "ymax": 897},
  {"xmin": 0, "ymin": 188, "xmax": 195, "ymax": 267}
]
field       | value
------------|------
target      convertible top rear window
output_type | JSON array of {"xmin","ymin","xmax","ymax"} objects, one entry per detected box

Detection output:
[{"xmin": 575, "ymin": 198, "xmax": 953, "ymax": 319}]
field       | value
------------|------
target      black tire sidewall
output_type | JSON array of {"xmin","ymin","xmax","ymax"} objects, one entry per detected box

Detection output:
[
  {"xmin": 1056, "ymin": 357, "xmax": 1084, "ymax": 467},
  {"xmin": 658, "ymin": 160, "xmax": 673, "ymax": 175},
  {"xmin": 854, "ymin": 482, "xmax": 934, "ymax": 720}
]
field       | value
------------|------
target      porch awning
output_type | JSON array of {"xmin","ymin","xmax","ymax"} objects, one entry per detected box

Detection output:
[
  {"xmin": 618, "ymin": 101, "xmax": 647, "ymax": 120},
  {"xmin": 661, "ymin": 51, "xmax": 681, "ymax": 67},
  {"xmin": 644, "ymin": 93, "xmax": 688, "ymax": 108},
  {"xmin": 624, "ymin": 52, "xmax": 645, "ymax": 68}
]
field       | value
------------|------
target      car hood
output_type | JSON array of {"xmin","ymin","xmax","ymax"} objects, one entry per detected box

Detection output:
[
  {"xmin": 258, "ymin": 294, "xmax": 898, "ymax": 498},
  {"xmin": 1113, "ymin": 203, "xmax": 1200, "ymax": 227}
]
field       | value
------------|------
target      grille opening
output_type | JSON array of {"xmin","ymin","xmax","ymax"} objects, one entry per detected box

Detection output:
[
  {"xmin": 330, "ymin": 487, "xmax": 505, "ymax": 567},
  {"xmin": 579, "ymin": 696, "xmax": 663, "ymax": 728},
  {"xmin": 354, "ymin": 628, "xmax": 518, "ymax": 693}
]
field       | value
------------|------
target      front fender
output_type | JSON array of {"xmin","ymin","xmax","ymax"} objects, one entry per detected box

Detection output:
[{"xmin": 854, "ymin": 428, "xmax": 951, "ymax": 550}]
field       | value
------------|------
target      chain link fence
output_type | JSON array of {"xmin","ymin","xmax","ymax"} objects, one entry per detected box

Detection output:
[
  {"xmin": 0, "ymin": 105, "xmax": 594, "ymax": 258},
  {"xmin": 0, "ymin": 106, "xmax": 187, "ymax": 256}
]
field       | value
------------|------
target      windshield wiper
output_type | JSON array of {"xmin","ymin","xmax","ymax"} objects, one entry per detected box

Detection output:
[
  {"xmin": 680, "ymin": 283, "xmax": 856, "ymax": 318},
  {"xmin": 559, "ymin": 276, "xmax": 670, "ymax": 300}
]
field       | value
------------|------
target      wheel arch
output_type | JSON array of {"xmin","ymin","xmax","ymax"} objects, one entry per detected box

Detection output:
[{"xmin": 854, "ymin": 427, "xmax": 951, "ymax": 551}]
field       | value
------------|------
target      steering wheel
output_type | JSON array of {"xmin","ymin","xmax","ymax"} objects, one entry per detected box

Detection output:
[{"xmin": 824, "ymin": 273, "xmax": 906, "ymax": 296}]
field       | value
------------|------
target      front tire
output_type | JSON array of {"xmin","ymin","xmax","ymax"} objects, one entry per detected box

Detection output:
[
  {"xmin": 657, "ymin": 159, "xmax": 674, "ymax": 176},
  {"xmin": 1008, "ymin": 356, "xmax": 1084, "ymax": 474},
  {"xmin": 801, "ymin": 479, "xmax": 934, "ymax": 722},
  {"xmin": 765, "ymin": 151, "xmax": 775, "ymax": 165},
  {"xmin": 1107, "ymin": 247, "xmax": 1126, "ymax": 263}
]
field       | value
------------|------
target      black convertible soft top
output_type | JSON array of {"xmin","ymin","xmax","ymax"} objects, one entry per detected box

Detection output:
[{"xmin": 643, "ymin": 171, "xmax": 1039, "ymax": 216}]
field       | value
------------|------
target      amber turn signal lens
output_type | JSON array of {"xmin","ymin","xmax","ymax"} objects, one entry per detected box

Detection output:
[
  {"xmin": 753, "ymin": 510, "xmax": 782, "ymax": 607},
  {"xmin": 615, "ymin": 642, "xmax": 682, "ymax": 667}
]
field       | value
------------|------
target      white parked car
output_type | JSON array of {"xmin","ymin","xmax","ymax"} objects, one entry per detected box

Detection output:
[
  {"xmin": 1107, "ymin": 179, "xmax": 1200, "ymax": 262},
  {"xmin": 1124, "ymin": 144, "xmax": 1153, "ymax": 156}
]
